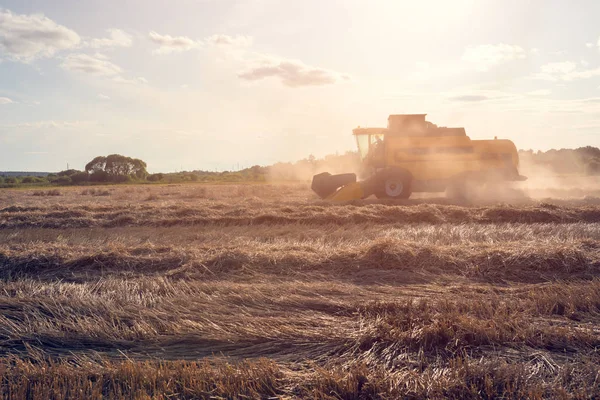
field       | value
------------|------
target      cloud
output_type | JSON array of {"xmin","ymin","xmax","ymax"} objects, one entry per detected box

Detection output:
[
  {"xmin": 526, "ymin": 89, "xmax": 551, "ymax": 96},
  {"xmin": 60, "ymin": 53, "xmax": 122, "ymax": 76},
  {"xmin": 4, "ymin": 120, "xmax": 96, "ymax": 129},
  {"xmin": 205, "ymin": 34, "xmax": 252, "ymax": 47},
  {"xmin": 444, "ymin": 89, "xmax": 520, "ymax": 104},
  {"xmin": 462, "ymin": 44, "xmax": 526, "ymax": 71},
  {"xmin": 0, "ymin": 8, "xmax": 80, "ymax": 62},
  {"xmin": 586, "ymin": 42, "xmax": 595, "ymax": 48},
  {"xmin": 148, "ymin": 31, "xmax": 199, "ymax": 54},
  {"xmin": 534, "ymin": 61, "xmax": 600, "ymax": 81},
  {"xmin": 448, "ymin": 95, "xmax": 490, "ymax": 102},
  {"xmin": 148, "ymin": 32, "xmax": 251, "ymax": 54},
  {"xmin": 112, "ymin": 76, "xmax": 148, "ymax": 85},
  {"xmin": 61, "ymin": 52, "xmax": 146, "ymax": 86},
  {"xmin": 238, "ymin": 57, "xmax": 349, "ymax": 87},
  {"xmin": 148, "ymin": 31, "xmax": 348, "ymax": 87},
  {"xmin": 88, "ymin": 28, "xmax": 132, "ymax": 48},
  {"xmin": 97, "ymin": 93, "xmax": 110, "ymax": 100},
  {"xmin": 0, "ymin": 96, "xmax": 13, "ymax": 104}
]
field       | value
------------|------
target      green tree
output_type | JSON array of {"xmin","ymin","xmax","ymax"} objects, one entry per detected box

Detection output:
[
  {"xmin": 85, "ymin": 154, "xmax": 148, "ymax": 182},
  {"xmin": 147, "ymin": 173, "xmax": 164, "ymax": 182},
  {"xmin": 71, "ymin": 171, "xmax": 89, "ymax": 184}
]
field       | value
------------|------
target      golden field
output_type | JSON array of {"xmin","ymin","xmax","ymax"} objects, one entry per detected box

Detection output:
[{"xmin": 0, "ymin": 181, "xmax": 599, "ymax": 399}]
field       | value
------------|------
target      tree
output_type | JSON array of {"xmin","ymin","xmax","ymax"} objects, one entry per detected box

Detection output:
[
  {"xmin": 57, "ymin": 169, "xmax": 80, "ymax": 177},
  {"xmin": 84, "ymin": 154, "xmax": 148, "ymax": 182},
  {"xmin": 71, "ymin": 171, "xmax": 89, "ymax": 184},
  {"xmin": 54, "ymin": 176, "xmax": 72, "ymax": 185},
  {"xmin": 147, "ymin": 173, "xmax": 164, "ymax": 182}
]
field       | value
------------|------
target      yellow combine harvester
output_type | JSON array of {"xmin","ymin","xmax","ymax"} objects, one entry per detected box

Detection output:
[{"xmin": 312, "ymin": 114, "xmax": 526, "ymax": 200}]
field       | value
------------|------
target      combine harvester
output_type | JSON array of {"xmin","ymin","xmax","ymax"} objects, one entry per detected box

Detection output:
[{"xmin": 312, "ymin": 114, "xmax": 527, "ymax": 200}]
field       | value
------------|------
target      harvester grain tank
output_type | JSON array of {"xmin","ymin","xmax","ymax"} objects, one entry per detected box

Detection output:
[{"xmin": 311, "ymin": 114, "xmax": 526, "ymax": 200}]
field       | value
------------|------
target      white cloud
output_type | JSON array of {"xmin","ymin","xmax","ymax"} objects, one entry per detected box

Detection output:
[
  {"xmin": 238, "ymin": 57, "xmax": 349, "ymax": 87},
  {"xmin": 112, "ymin": 76, "xmax": 148, "ymax": 85},
  {"xmin": 462, "ymin": 44, "xmax": 526, "ymax": 71},
  {"xmin": 445, "ymin": 89, "xmax": 517, "ymax": 103},
  {"xmin": 534, "ymin": 61, "xmax": 600, "ymax": 81},
  {"xmin": 541, "ymin": 61, "xmax": 577, "ymax": 74},
  {"xmin": 148, "ymin": 30, "xmax": 348, "ymax": 87},
  {"xmin": 4, "ymin": 120, "xmax": 96, "ymax": 129},
  {"xmin": 97, "ymin": 93, "xmax": 110, "ymax": 100},
  {"xmin": 148, "ymin": 31, "xmax": 199, "ymax": 54},
  {"xmin": 148, "ymin": 32, "xmax": 251, "ymax": 55},
  {"xmin": 526, "ymin": 89, "xmax": 551, "ymax": 96},
  {"xmin": 60, "ymin": 53, "xmax": 122, "ymax": 76},
  {"xmin": 205, "ymin": 34, "xmax": 253, "ymax": 47},
  {"xmin": 0, "ymin": 96, "xmax": 13, "ymax": 104},
  {"xmin": 586, "ymin": 42, "xmax": 595, "ymax": 48},
  {"xmin": 88, "ymin": 28, "xmax": 132, "ymax": 49},
  {"xmin": 448, "ymin": 94, "xmax": 490, "ymax": 102},
  {"xmin": 0, "ymin": 8, "xmax": 80, "ymax": 62},
  {"xmin": 61, "ymin": 52, "xmax": 146, "ymax": 87}
]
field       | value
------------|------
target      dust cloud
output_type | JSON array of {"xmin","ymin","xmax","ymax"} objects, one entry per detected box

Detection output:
[{"xmin": 265, "ymin": 149, "xmax": 600, "ymax": 203}]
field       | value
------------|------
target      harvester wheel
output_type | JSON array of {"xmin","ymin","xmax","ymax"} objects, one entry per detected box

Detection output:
[{"xmin": 373, "ymin": 168, "xmax": 412, "ymax": 199}]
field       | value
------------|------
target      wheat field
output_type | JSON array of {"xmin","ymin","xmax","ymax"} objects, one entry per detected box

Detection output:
[{"xmin": 0, "ymin": 182, "xmax": 599, "ymax": 399}]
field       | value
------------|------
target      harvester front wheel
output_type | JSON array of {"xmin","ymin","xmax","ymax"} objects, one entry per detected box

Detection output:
[{"xmin": 373, "ymin": 168, "xmax": 413, "ymax": 199}]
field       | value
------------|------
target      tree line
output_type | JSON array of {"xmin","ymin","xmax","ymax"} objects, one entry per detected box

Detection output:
[{"xmin": 1, "ymin": 147, "xmax": 599, "ymax": 188}]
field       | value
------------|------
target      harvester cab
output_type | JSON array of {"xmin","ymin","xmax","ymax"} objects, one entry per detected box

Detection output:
[{"xmin": 311, "ymin": 114, "xmax": 527, "ymax": 201}]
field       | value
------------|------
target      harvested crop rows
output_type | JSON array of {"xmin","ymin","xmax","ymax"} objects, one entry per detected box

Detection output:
[{"xmin": 0, "ymin": 184, "xmax": 599, "ymax": 399}]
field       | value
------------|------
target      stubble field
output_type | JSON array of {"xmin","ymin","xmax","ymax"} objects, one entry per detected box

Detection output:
[{"xmin": 0, "ymin": 179, "xmax": 599, "ymax": 399}]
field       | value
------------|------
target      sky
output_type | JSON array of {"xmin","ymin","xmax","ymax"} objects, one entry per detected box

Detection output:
[{"xmin": 0, "ymin": 0, "xmax": 600, "ymax": 172}]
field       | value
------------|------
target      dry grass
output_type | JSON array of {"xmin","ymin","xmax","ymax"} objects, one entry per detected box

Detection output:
[
  {"xmin": 0, "ymin": 182, "xmax": 599, "ymax": 398},
  {"xmin": 31, "ymin": 189, "xmax": 61, "ymax": 197}
]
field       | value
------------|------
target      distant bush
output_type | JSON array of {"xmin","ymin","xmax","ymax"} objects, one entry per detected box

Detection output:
[
  {"xmin": 89, "ymin": 170, "xmax": 109, "ymax": 182},
  {"xmin": 70, "ymin": 171, "xmax": 89, "ymax": 184},
  {"xmin": 54, "ymin": 176, "xmax": 72, "ymax": 185},
  {"xmin": 21, "ymin": 176, "xmax": 47, "ymax": 184},
  {"xmin": 520, "ymin": 146, "xmax": 600, "ymax": 175},
  {"xmin": 147, "ymin": 173, "xmax": 164, "ymax": 182},
  {"xmin": 57, "ymin": 169, "xmax": 80, "ymax": 177}
]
